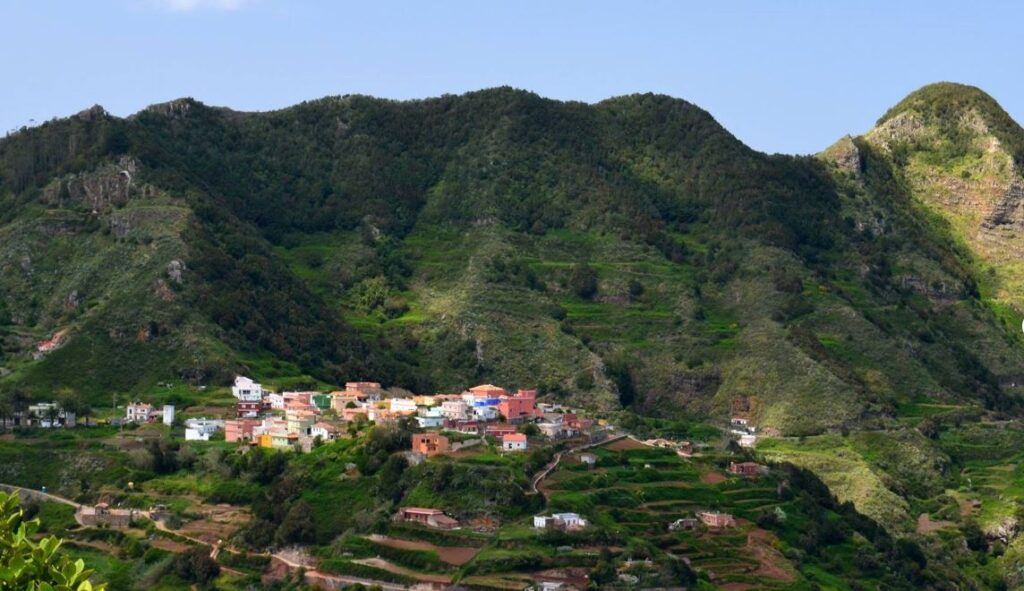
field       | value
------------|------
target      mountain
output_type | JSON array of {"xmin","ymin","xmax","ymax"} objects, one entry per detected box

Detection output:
[
  {"xmin": 1, "ymin": 85, "xmax": 1023, "ymax": 436},
  {"xmin": 864, "ymin": 82, "xmax": 1024, "ymax": 330}
]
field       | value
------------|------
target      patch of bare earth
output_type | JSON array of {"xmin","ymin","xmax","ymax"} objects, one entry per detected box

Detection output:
[
  {"xmin": 701, "ymin": 471, "xmax": 727, "ymax": 485},
  {"xmin": 353, "ymin": 558, "xmax": 452, "ymax": 583},
  {"xmin": 150, "ymin": 537, "xmax": 192, "ymax": 553},
  {"xmin": 179, "ymin": 506, "xmax": 248, "ymax": 545},
  {"xmin": 917, "ymin": 513, "xmax": 955, "ymax": 534},
  {"xmin": 601, "ymin": 438, "xmax": 646, "ymax": 452},
  {"xmin": 747, "ymin": 527, "xmax": 797, "ymax": 583},
  {"xmin": 366, "ymin": 534, "xmax": 479, "ymax": 566}
]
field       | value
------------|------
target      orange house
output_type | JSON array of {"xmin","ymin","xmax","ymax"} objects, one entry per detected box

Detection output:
[
  {"xmin": 468, "ymin": 384, "xmax": 508, "ymax": 398},
  {"xmin": 412, "ymin": 433, "xmax": 449, "ymax": 457}
]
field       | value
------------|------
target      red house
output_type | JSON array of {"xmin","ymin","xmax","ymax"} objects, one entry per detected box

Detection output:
[
  {"xmin": 486, "ymin": 424, "xmax": 519, "ymax": 437},
  {"xmin": 728, "ymin": 461, "xmax": 763, "ymax": 476},
  {"xmin": 237, "ymin": 400, "xmax": 262, "ymax": 418}
]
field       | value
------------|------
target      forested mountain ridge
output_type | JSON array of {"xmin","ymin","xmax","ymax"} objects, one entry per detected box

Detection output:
[{"xmin": 1, "ymin": 84, "xmax": 1023, "ymax": 436}]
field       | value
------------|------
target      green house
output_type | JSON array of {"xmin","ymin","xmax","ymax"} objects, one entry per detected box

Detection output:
[{"xmin": 312, "ymin": 393, "xmax": 332, "ymax": 411}]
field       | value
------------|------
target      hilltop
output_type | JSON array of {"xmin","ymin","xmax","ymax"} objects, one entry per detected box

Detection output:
[{"xmin": 1, "ymin": 85, "xmax": 1023, "ymax": 437}]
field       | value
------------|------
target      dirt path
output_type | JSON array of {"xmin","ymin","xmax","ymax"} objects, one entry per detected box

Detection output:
[{"xmin": 0, "ymin": 483, "xmax": 82, "ymax": 509}]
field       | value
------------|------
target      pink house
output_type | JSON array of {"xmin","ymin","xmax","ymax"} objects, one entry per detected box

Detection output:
[
  {"xmin": 225, "ymin": 419, "xmax": 259, "ymax": 443},
  {"xmin": 498, "ymin": 389, "xmax": 540, "ymax": 422}
]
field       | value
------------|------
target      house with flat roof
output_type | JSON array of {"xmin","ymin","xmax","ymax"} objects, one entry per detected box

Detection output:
[
  {"xmin": 232, "ymin": 376, "xmax": 264, "ymax": 402},
  {"xmin": 394, "ymin": 507, "xmax": 459, "ymax": 529},
  {"xmin": 697, "ymin": 511, "xmax": 735, "ymax": 528},
  {"xmin": 728, "ymin": 461, "xmax": 764, "ymax": 476},
  {"xmin": 412, "ymin": 433, "xmax": 450, "ymax": 457},
  {"xmin": 125, "ymin": 402, "xmax": 154, "ymax": 423}
]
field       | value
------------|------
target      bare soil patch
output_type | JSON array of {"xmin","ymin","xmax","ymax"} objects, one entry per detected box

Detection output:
[
  {"xmin": 917, "ymin": 512, "xmax": 955, "ymax": 534},
  {"xmin": 701, "ymin": 471, "xmax": 727, "ymax": 485},
  {"xmin": 601, "ymin": 437, "xmax": 647, "ymax": 452},
  {"xmin": 746, "ymin": 527, "xmax": 797, "ymax": 582},
  {"xmin": 367, "ymin": 534, "xmax": 479, "ymax": 565},
  {"xmin": 150, "ymin": 537, "xmax": 192, "ymax": 553},
  {"xmin": 353, "ymin": 558, "xmax": 452, "ymax": 583}
]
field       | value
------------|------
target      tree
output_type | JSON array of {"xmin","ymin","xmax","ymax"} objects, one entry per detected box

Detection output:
[
  {"xmin": 569, "ymin": 263, "xmax": 599, "ymax": 299},
  {"xmin": 275, "ymin": 501, "xmax": 317, "ymax": 546},
  {"xmin": 173, "ymin": 545, "xmax": 220, "ymax": 585},
  {"xmin": 0, "ymin": 490, "xmax": 106, "ymax": 590},
  {"xmin": 519, "ymin": 423, "xmax": 540, "ymax": 437}
]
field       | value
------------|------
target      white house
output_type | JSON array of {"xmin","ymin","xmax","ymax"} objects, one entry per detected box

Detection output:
[
  {"xmin": 26, "ymin": 402, "xmax": 76, "ymax": 428},
  {"xmin": 184, "ymin": 418, "xmax": 223, "ymax": 440},
  {"xmin": 125, "ymin": 402, "xmax": 154, "ymax": 423},
  {"xmin": 266, "ymin": 392, "xmax": 284, "ymax": 410},
  {"xmin": 310, "ymin": 422, "xmax": 339, "ymax": 441},
  {"xmin": 534, "ymin": 512, "xmax": 587, "ymax": 530},
  {"xmin": 162, "ymin": 405, "xmax": 175, "ymax": 426},
  {"xmin": 416, "ymin": 407, "xmax": 445, "ymax": 429},
  {"xmin": 502, "ymin": 433, "xmax": 528, "ymax": 451},
  {"xmin": 231, "ymin": 376, "xmax": 264, "ymax": 402},
  {"xmin": 185, "ymin": 428, "xmax": 209, "ymax": 441},
  {"xmin": 537, "ymin": 422, "xmax": 563, "ymax": 439},
  {"xmin": 553, "ymin": 512, "xmax": 586, "ymax": 528},
  {"xmin": 389, "ymin": 398, "xmax": 418, "ymax": 413},
  {"xmin": 441, "ymin": 400, "xmax": 468, "ymax": 420},
  {"xmin": 473, "ymin": 406, "xmax": 500, "ymax": 421},
  {"xmin": 738, "ymin": 434, "xmax": 757, "ymax": 448}
]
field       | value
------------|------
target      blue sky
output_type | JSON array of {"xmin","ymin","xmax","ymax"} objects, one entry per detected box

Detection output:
[{"xmin": 2, "ymin": 0, "xmax": 1021, "ymax": 154}]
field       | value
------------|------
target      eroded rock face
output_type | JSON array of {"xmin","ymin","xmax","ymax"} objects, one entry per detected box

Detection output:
[
  {"xmin": 143, "ymin": 99, "xmax": 194, "ymax": 119},
  {"xmin": 166, "ymin": 260, "xmax": 186, "ymax": 284},
  {"xmin": 983, "ymin": 181, "xmax": 1024, "ymax": 230},
  {"xmin": 866, "ymin": 111, "xmax": 926, "ymax": 151},
  {"xmin": 42, "ymin": 157, "xmax": 137, "ymax": 212},
  {"xmin": 824, "ymin": 135, "xmax": 862, "ymax": 174},
  {"xmin": 987, "ymin": 516, "xmax": 1018, "ymax": 544}
]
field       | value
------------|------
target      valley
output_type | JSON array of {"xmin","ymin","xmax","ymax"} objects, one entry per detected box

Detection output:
[{"xmin": 3, "ymin": 82, "xmax": 1024, "ymax": 588}]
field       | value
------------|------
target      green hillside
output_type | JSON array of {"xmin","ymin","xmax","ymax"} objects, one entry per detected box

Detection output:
[{"xmin": 1, "ymin": 86, "xmax": 1023, "ymax": 437}]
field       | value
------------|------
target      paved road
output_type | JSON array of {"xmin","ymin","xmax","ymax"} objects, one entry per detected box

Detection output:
[{"xmin": 528, "ymin": 433, "xmax": 630, "ymax": 494}]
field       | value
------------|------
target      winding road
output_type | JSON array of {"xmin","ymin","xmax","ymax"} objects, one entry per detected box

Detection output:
[{"xmin": 528, "ymin": 433, "xmax": 631, "ymax": 494}]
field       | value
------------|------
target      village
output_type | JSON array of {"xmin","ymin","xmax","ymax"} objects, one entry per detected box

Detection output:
[
  {"xmin": 0, "ymin": 378, "xmax": 781, "ymax": 590},
  {"xmin": 115, "ymin": 377, "xmax": 599, "ymax": 451}
]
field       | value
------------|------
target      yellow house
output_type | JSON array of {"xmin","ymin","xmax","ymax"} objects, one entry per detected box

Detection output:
[
  {"xmin": 413, "ymin": 395, "xmax": 436, "ymax": 407},
  {"xmin": 286, "ymin": 410, "xmax": 316, "ymax": 435},
  {"xmin": 270, "ymin": 431, "xmax": 297, "ymax": 449},
  {"xmin": 258, "ymin": 433, "xmax": 273, "ymax": 448},
  {"xmin": 331, "ymin": 393, "xmax": 361, "ymax": 413}
]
